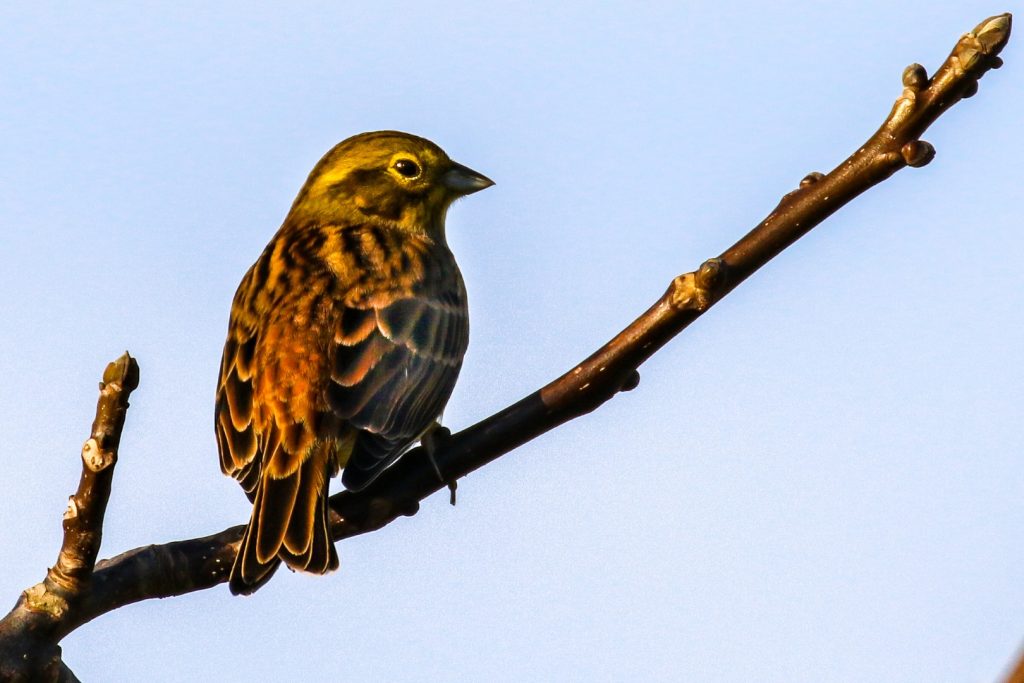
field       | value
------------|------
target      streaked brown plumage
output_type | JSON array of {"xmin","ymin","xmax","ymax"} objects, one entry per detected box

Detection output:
[{"xmin": 215, "ymin": 131, "xmax": 492, "ymax": 594}]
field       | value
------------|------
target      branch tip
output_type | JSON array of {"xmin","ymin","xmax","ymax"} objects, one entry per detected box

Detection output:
[
  {"xmin": 974, "ymin": 13, "xmax": 1012, "ymax": 53},
  {"xmin": 102, "ymin": 352, "xmax": 139, "ymax": 392},
  {"xmin": 957, "ymin": 14, "xmax": 1012, "ymax": 74}
]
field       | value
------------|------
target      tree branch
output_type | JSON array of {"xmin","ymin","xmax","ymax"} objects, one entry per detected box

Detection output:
[
  {"xmin": 0, "ymin": 353, "xmax": 138, "ymax": 682},
  {"xmin": 0, "ymin": 13, "xmax": 1011, "ymax": 680},
  {"xmin": 328, "ymin": 11, "xmax": 1012, "ymax": 542}
]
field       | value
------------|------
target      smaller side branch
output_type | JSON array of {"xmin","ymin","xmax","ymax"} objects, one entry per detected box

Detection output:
[
  {"xmin": 719, "ymin": 13, "xmax": 1010, "ymax": 291},
  {"xmin": 50, "ymin": 353, "xmax": 139, "ymax": 597},
  {"xmin": 0, "ymin": 353, "xmax": 138, "ymax": 682}
]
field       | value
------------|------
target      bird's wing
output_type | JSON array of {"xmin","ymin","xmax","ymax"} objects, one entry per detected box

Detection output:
[
  {"xmin": 328, "ymin": 281, "xmax": 469, "ymax": 491},
  {"xmin": 215, "ymin": 301, "xmax": 262, "ymax": 496}
]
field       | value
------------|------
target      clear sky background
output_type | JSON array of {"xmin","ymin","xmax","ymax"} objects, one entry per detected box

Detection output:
[{"xmin": 1, "ymin": 2, "xmax": 1021, "ymax": 681}]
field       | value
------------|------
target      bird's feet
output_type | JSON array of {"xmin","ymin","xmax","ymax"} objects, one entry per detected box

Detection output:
[{"xmin": 422, "ymin": 424, "xmax": 457, "ymax": 506}]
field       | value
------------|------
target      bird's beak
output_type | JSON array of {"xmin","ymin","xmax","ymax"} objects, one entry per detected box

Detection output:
[{"xmin": 442, "ymin": 161, "xmax": 495, "ymax": 196}]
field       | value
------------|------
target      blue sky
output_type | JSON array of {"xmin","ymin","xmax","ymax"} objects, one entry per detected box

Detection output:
[{"xmin": 1, "ymin": 2, "xmax": 1021, "ymax": 681}]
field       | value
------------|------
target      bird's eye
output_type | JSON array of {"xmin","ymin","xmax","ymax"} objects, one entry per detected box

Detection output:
[{"xmin": 393, "ymin": 159, "xmax": 422, "ymax": 179}]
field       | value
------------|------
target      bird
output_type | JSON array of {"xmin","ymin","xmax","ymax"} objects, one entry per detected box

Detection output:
[{"xmin": 214, "ymin": 131, "xmax": 493, "ymax": 595}]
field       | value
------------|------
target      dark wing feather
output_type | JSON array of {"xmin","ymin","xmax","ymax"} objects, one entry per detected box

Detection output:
[
  {"xmin": 329, "ymin": 286, "xmax": 468, "ymax": 491},
  {"xmin": 216, "ymin": 307, "xmax": 262, "ymax": 498}
]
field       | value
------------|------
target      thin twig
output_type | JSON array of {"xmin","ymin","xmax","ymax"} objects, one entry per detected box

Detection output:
[
  {"xmin": 326, "ymin": 11, "xmax": 1013, "ymax": 544},
  {"xmin": 0, "ymin": 353, "xmax": 139, "ymax": 682}
]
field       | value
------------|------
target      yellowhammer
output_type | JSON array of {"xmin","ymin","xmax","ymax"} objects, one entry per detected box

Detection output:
[{"xmin": 214, "ymin": 131, "xmax": 492, "ymax": 594}]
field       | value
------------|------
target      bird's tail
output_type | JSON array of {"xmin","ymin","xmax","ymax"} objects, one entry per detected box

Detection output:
[{"xmin": 229, "ymin": 441, "xmax": 340, "ymax": 595}]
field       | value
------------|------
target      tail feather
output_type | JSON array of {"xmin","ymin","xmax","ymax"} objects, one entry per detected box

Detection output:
[
  {"xmin": 230, "ymin": 481, "xmax": 282, "ymax": 595},
  {"xmin": 231, "ymin": 518, "xmax": 281, "ymax": 596},
  {"xmin": 310, "ymin": 485, "xmax": 340, "ymax": 573},
  {"xmin": 282, "ymin": 454, "xmax": 322, "ymax": 557},
  {"xmin": 256, "ymin": 467, "xmax": 300, "ymax": 564},
  {"xmin": 228, "ymin": 441, "xmax": 338, "ymax": 595}
]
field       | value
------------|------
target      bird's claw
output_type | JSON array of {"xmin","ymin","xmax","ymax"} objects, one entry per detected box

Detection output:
[{"xmin": 422, "ymin": 425, "xmax": 457, "ymax": 505}]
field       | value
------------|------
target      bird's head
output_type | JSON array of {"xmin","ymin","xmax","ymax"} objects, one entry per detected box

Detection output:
[{"xmin": 289, "ymin": 131, "xmax": 493, "ymax": 237}]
